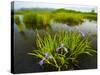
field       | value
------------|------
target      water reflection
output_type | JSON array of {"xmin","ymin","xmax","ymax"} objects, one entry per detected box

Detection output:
[
  {"xmin": 19, "ymin": 31, "xmax": 28, "ymax": 40},
  {"xmin": 51, "ymin": 20, "xmax": 97, "ymax": 35}
]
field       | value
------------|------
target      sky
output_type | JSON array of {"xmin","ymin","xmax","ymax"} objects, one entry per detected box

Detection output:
[{"xmin": 14, "ymin": 1, "xmax": 97, "ymax": 12}]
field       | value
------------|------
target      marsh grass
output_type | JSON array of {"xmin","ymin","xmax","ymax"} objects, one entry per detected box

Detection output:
[
  {"xmin": 38, "ymin": 13, "xmax": 51, "ymax": 27},
  {"xmin": 14, "ymin": 9, "xmax": 97, "ymax": 29},
  {"xmin": 16, "ymin": 24, "xmax": 25, "ymax": 32},
  {"xmin": 53, "ymin": 13, "xmax": 84, "ymax": 26},
  {"xmin": 14, "ymin": 8, "xmax": 97, "ymax": 28},
  {"xmin": 83, "ymin": 14, "xmax": 97, "ymax": 21},
  {"xmin": 28, "ymin": 30, "xmax": 96, "ymax": 71},
  {"xmin": 23, "ymin": 12, "xmax": 51, "ymax": 29},
  {"xmin": 14, "ymin": 16, "xmax": 25, "ymax": 32},
  {"xmin": 14, "ymin": 16, "xmax": 21, "ymax": 25}
]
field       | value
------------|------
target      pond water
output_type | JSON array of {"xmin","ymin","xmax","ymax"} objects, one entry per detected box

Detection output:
[
  {"xmin": 13, "ymin": 15, "xmax": 97, "ymax": 73},
  {"xmin": 51, "ymin": 20, "xmax": 97, "ymax": 35}
]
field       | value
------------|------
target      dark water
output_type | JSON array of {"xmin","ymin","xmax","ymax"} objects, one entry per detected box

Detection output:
[{"xmin": 13, "ymin": 17, "xmax": 97, "ymax": 73}]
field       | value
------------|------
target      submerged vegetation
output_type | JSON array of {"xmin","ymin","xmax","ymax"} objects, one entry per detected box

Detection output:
[{"xmin": 28, "ymin": 30, "xmax": 96, "ymax": 71}]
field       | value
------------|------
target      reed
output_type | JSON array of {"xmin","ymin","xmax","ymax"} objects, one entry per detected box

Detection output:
[
  {"xmin": 53, "ymin": 13, "xmax": 84, "ymax": 26},
  {"xmin": 23, "ymin": 12, "xmax": 51, "ymax": 29}
]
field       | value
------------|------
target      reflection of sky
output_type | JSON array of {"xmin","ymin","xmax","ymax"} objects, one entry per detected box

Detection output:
[{"xmin": 14, "ymin": 1, "xmax": 97, "ymax": 12}]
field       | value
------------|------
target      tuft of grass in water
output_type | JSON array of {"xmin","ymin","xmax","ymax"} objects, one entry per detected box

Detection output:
[
  {"xmin": 83, "ymin": 14, "xmax": 97, "ymax": 21},
  {"xmin": 16, "ymin": 24, "xmax": 25, "ymax": 32},
  {"xmin": 23, "ymin": 13, "xmax": 37, "ymax": 29},
  {"xmin": 23, "ymin": 12, "xmax": 51, "ymax": 29},
  {"xmin": 53, "ymin": 13, "xmax": 84, "ymax": 26},
  {"xmin": 14, "ymin": 16, "xmax": 21, "ymax": 25},
  {"xmin": 28, "ymin": 30, "xmax": 96, "ymax": 71},
  {"xmin": 38, "ymin": 13, "xmax": 51, "ymax": 28},
  {"xmin": 14, "ymin": 16, "xmax": 25, "ymax": 32}
]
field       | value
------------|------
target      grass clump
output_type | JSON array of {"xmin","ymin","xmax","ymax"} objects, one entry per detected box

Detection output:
[
  {"xmin": 14, "ymin": 16, "xmax": 21, "ymax": 25},
  {"xmin": 53, "ymin": 13, "xmax": 84, "ymax": 26},
  {"xmin": 83, "ymin": 14, "xmax": 97, "ymax": 21},
  {"xmin": 23, "ymin": 13, "xmax": 37, "ymax": 29},
  {"xmin": 28, "ymin": 30, "xmax": 96, "ymax": 71},
  {"xmin": 38, "ymin": 13, "xmax": 51, "ymax": 27},
  {"xmin": 14, "ymin": 16, "xmax": 25, "ymax": 32},
  {"xmin": 23, "ymin": 13, "xmax": 51, "ymax": 29}
]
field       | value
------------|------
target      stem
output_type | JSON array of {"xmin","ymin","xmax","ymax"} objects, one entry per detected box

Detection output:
[
  {"xmin": 52, "ymin": 57, "xmax": 58, "ymax": 67},
  {"xmin": 61, "ymin": 49, "xmax": 63, "ymax": 55}
]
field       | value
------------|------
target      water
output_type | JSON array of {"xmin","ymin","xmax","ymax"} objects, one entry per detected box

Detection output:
[
  {"xmin": 51, "ymin": 20, "xmax": 97, "ymax": 35},
  {"xmin": 13, "ymin": 16, "xmax": 97, "ymax": 73}
]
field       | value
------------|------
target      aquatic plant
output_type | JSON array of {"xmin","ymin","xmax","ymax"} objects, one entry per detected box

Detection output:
[
  {"xmin": 14, "ymin": 16, "xmax": 25, "ymax": 32},
  {"xmin": 28, "ymin": 30, "xmax": 96, "ymax": 71},
  {"xmin": 14, "ymin": 16, "xmax": 21, "ymax": 25},
  {"xmin": 23, "ymin": 12, "xmax": 51, "ymax": 29},
  {"xmin": 15, "ymin": 8, "xmax": 97, "ymax": 28},
  {"xmin": 83, "ymin": 14, "xmax": 97, "ymax": 21},
  {"xmin": 53, "ymin": 13, "xmax": 84, "ymax": 26},
  {"xmin": 23, "ymin": 13, "xmax": 37, "ymax": 29},
  {"xmin": 16, "ymin": 24, "xmax": 25, "ymax": 32},
  {"xmin": 52, "ymin": 8, "xmax": 97, "ymax": 21},
  {"xmin": 38, "ymin": 13, "xmax": 51, "ymax": 27}
]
